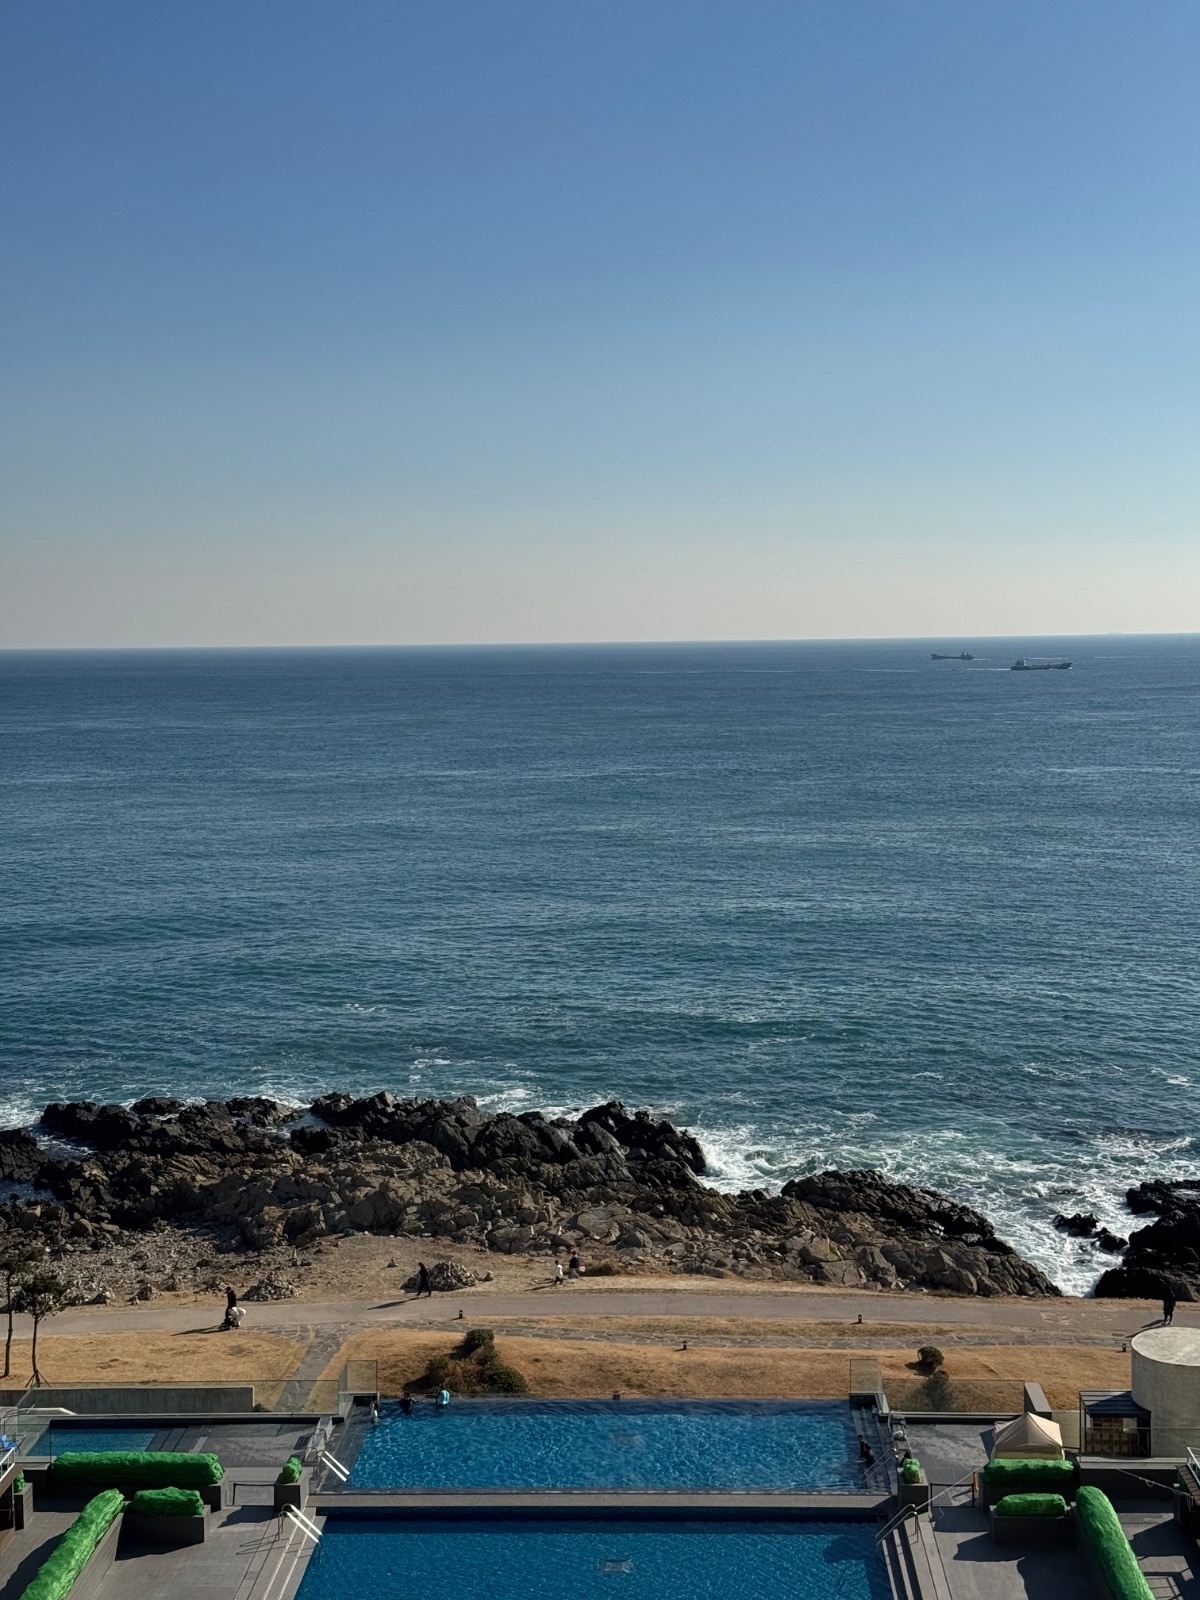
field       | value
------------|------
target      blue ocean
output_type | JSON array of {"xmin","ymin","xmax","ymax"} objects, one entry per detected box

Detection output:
[{"xmin": 2, "ymin": 638, "xmax": 1197, "ymax": 1293}]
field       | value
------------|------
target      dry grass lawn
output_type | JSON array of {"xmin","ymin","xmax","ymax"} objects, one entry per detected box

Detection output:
[
  {"xmin": 12, "ymin": 1315, "xmax": 1131, "ymax": 1412},
  {"xmin": 3, "ymin": 1330, "xmax": 305, "ymax": 1389},
  {"xmin": 326, "ymin": 1328, "xmax": 1131, "ymax": 1409}
]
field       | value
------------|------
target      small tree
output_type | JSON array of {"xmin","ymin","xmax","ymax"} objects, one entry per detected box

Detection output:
[
  {"xmin": 0, "ymin": 1243, "xmax": 44, "ymax": 1379},
  {"xmin": 13, "ymin": 1270, "xmax": 67, "ymax": 1387},
  {"xmin": 915, "ymin": 1345, "xmax": 945, "ymax": 1374}
]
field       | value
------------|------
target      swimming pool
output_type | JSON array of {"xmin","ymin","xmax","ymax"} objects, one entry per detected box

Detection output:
[
  {"xmin": 296, "ymin": 1519, "xmax": 888, "ymax": 1600},
  {"xmin": 25, "ymin": 1426, "xmax": 158, "ymax": 1456},
  {"xmin": 347, "ymin": 1400, "xmax": 865, "ymax": 1491}
]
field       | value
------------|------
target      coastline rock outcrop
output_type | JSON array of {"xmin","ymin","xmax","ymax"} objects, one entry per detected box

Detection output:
[
  {"xmin": 1094, "ymin": 1180, "xmax": 1200, "ymax": 1301},
  {"xmin": 0, "ymin": 1094, "xmax": 1059, "ymax": 1299}
]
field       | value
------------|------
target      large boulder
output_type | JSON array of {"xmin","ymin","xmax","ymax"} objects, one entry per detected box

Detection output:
[{"xmin": 1095, "ymin": 1180, "xmax": 1200, "ymax": 1300}]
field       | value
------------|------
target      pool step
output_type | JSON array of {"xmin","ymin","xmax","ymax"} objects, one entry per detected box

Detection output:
[{"xmin": 880, "ymin": 1517, "xmax": 949, "ymax": 1600}]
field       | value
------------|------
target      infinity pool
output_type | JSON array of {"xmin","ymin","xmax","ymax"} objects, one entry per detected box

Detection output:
[
  {"xmin": 296, "ymin": 1520, "xmax": 887, "ymax": 1600},
  {"xmin": 347, "ymin": 1400, "xmax": 865, "ymax": 1490}
]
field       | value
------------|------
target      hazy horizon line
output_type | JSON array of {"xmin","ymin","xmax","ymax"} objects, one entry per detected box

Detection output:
[{"xmin": 2, "ymin": 630, "xmax": 1195, "ymax": 657}]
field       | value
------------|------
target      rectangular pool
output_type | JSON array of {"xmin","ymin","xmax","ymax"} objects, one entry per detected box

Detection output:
[
  {"xmin": 348, "ymin": 1400, "xmax": 867, "ymax": 1491},
  {"xmin": 297, "ymin": 1519, "xmax": 888, "ymax": 1600},
  {"xmin": 26, "ymin": 1426, "xmax": 158, "ymax": 1456}
]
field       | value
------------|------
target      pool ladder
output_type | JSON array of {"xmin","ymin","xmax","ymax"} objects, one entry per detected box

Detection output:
[
  {"xmin": 283, "ymin": 1506, "xmax": 322, "ymax": 1543},
  {"xmin": 318, "ymin": 1450, "xmax": 349, "ymax": 1483}
]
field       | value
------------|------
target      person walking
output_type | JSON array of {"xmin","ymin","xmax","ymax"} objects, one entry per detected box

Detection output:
[
  {"xmin": 1163, "ymin": 1287, "xmax": 1177, "ymax": 1325},
  {"xmin": 417, "ymin": 1262, "xmax": 432, "ymax": 1298},
  {"xmin": 553, "ymin": 1261, "xmax": 564, "ymax": 1287}
]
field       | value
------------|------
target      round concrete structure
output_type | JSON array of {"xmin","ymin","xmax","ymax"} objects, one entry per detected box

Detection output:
[{"xmin": 1131, "ymin": 1326, "xmax": 1200, "ymax": 1455}]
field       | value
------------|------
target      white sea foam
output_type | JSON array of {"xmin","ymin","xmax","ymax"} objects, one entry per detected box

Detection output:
[{"xmin": 690, "ymin": 1115, "xmax": 1199, "ymax": 1296}]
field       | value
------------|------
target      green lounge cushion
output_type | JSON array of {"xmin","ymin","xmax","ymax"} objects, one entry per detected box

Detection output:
[
  {"xmin": 129, "ymin": 1488, "xmax": 206, "ymax": 1518},
  {"xmin": 50, "ymin": 1451, "xmax": 223, "ymax": 1487},
  {"xmin": 18, "ymin": 1490, "xmax": 123, "ymax": 1600},
  {"xmin": 982, "ymin": 1457, "xmax": 1078, "ymax": 1493},
  {"xmin": 994, "ymin": 1493, "xmax": 1068, "ymax": 1518},
  {"xmin": 1076, "ymin": 1485, "xmax": 1154, "ymax": 1600}
]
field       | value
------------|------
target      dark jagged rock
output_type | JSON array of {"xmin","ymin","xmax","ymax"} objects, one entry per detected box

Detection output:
[
  {"xmin": 42, "ymin": 1101, "xmax": 144, "ymax": 1151},
  {"xmin": 1053, "ymin": 1212, "xmax": 1098, "ymax": 1237},
  {"xmin": 0, "ymin": 1129, "xmax": 41, "ymax": 1184},
  {"xmin": 15, "ymin": 1093, "xmax": 1059, "ymax": 1297},
  {"xmin": 1095, "ymin": 1180, "xmax": 1200, "ymax": 1301}
]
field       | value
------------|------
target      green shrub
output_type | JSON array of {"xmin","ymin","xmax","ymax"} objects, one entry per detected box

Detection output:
[
  {"xmin": 50, "ymin": 1451, "xmax": 223, "ymax": 1488},
  {"xmin": 18, "ymin": 1490, "xmax": 123, "ymax": 1600},
  {"xmin": 457, "ymin": 1328, "xmax": 495, "ymax": 1357},
  {"xmin": 412, "ymin": 1327, "xmax": 529, "ymax": 1396},
  {"xmin": 276, "ymin": 1456, "xmax": 302, "ymax": 1486},
  {"xmin": 921, "ymin": 1369, "xmax": 953, "ymax": 1408},
  {"xmin": 129, "ymin": 1488, "xmax": 205, "ymax": 1518},
  {"xmin": 14, "ymin": 1473, "xmax": 25, "ymax": 1493},
  {"xmin": 981, "ymin": 1457, "xmax": 1078, "ymax": 1495},
  {"xmin": 993, "ymin": 1493, "xmax": 1068, "ymax": 1518},
  {"xmin": 900, "ymin": 1458, "xmax": 923, "ymax": 1484},
  {"xmin": 916, "ymin": 1346, "xmax": 944, "ymax": 1373},
  {"xmin": 1076, "ymin": 1486, "xmax": 1154, "ymax": 1600}
]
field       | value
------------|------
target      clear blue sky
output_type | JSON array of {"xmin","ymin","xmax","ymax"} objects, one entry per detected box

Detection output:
[{"xmin": 3, "ymin": 1, "xmax": 1198, "ymax": 646}]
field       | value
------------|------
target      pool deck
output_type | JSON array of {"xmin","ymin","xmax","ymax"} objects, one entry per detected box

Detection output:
[{"xmin": 0, "ymin": 1483, "xmax": 307, "ymax": 1600}]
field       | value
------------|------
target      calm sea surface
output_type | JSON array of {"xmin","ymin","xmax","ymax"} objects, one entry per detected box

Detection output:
[{"xmin": 2, "ymin": 639, "xmax": 1197, "ymax": 1292}]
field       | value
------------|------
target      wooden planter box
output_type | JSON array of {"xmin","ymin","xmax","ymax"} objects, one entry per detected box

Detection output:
[
  {"xmin": 273, "ymin": 1479, "xmax": 307, "ymax": 1514},
  {"xmin": 898, "ymin": 1474, "xmax": 930, "ymax": 1512},
  {"xmin": 123, "ymin": 1511, "xmax": 207, "ymax": 1547},
  {"xmin": 43, "ymin": 1477, "xmax": 222, "ymax": 1512},
  {"xmin": 990, "ymin": 1509, "xmax": 1075, "ymax": 1547}
]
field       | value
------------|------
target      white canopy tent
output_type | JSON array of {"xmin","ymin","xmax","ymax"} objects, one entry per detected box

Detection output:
[{"xmin": 990, "ymin": 1412, "xmax": 1065, "ymax": 1459}]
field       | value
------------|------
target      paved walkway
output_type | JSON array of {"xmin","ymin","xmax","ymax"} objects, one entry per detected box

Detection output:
[{"xmin": 29, "ymin": 1282, "xmax": 1176, "ymax": 1346}]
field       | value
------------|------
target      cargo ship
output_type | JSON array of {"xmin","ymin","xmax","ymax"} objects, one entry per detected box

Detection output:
[{"xmin": 1011, "ymin": 659, "xmax": 1071, "ymax": 671}]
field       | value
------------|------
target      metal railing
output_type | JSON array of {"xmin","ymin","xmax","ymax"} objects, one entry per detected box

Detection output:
[
  {"xmin": 874, "ymin": 1503, "xmax": 917, "ymax": 1546},
  {"xmin": 317, "ymin": 1451, "xmax": 348, "ymax": 1483}
]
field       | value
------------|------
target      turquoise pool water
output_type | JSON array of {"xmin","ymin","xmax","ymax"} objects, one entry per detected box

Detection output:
[
  {"xmin": 296, "ymin": 1520, "xmax": 887, "ymax": 1600},
  {"xmin": 348, "ymin": 1400, "xmax": 863, "ymax": 1490},
  {"xmin": 27, "ymin": 1426, "xmax": 157, "ymax": 1455}
]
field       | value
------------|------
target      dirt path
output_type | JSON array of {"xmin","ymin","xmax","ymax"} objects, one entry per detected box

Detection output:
[{"xmin": 31, "ymin": 1279, "xmax": 1172, "ymax": 1345}]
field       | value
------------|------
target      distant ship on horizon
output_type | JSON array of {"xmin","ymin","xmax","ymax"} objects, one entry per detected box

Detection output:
[
  {"xmin": 931, "ymin": 651, "xmax": 973, "ymax": 660},
  {"xmin": 1012, "ymin": 658, "xmax": 1071, "ymax": 671}
]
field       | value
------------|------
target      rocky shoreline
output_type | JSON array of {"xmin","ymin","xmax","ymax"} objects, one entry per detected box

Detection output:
[{"xmin": 0, "ymin": 1093, "xmax": 1073, "ymax": 1304}]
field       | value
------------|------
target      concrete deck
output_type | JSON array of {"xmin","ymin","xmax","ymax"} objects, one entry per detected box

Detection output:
[
  {"xmin": 0, "ymin": 1482, "xmax": 320, "ymax": 1600},
  {"xmin": 930, "ymin": 1505, "xmax": 1092, "ymax": 1600},
  {"xmin": 312, "ymin": 1489, "xmax": 888, "ymax": 1517},
  {"xmin": 1122, "ymin": 1504, "xmax": 1200, "ymax": 1599}
]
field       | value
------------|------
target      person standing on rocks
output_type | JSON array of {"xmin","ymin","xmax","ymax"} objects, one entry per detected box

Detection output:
[{"xmin": 417, "ymin": 1262, "xmax": 432, "ymax": 1298}]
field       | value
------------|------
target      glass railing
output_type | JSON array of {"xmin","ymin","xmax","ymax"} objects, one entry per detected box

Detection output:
[{"xmin": 881, "ymin": 1377, "xmax": 1026, "ymax": 1416}]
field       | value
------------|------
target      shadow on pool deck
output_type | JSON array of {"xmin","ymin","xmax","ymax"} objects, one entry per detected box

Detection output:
[{"xmin": 930, "ymin": 1507, "xmax": 1093, "ymax": 1600}]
